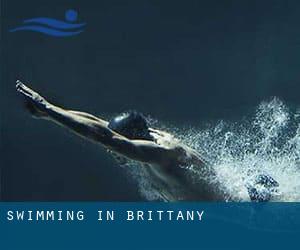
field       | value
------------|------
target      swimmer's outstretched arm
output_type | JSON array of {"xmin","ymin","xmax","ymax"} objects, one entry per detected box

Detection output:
[{"xmin": 16, "ymin": 81, "xmax": 176, "ymax": 165}]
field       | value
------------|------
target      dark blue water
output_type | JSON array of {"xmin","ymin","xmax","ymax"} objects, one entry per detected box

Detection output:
[{"xmin": 2, "ymin": 0, "xmax": 300, "ymax": 200}]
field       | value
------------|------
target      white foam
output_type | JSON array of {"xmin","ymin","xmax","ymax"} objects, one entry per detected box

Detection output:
[{"xmin": 124, "ymin": 98, "xmax": 300, "ymax": 201}]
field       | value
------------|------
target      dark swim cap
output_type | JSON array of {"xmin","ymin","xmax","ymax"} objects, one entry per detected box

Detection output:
[{"xmin": 108, "ymin": 111, "xmax": 153, "ymax": 140}]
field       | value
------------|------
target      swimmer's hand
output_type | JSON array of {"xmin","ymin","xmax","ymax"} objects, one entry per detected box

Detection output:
[{"xmin": 16, "ymin": 80, "xmax": 49, "ymax": 118}]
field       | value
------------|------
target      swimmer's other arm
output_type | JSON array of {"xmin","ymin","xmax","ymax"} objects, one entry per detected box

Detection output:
[{"xmin": 16, "ymin": 81, "xmax": 177, "ymax": 165}]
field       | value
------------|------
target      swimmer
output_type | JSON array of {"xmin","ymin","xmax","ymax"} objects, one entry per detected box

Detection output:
[
  {"xmin": 246, "ymin": 174, "xmax": 279, "ymax": 202},
  {"xmin": 16, "ymin": 80, "xmax": 277, "ymax": 201}
]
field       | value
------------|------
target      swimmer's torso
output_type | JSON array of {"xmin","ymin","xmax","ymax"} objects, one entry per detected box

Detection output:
[
  {"xmin": 145, "ymin": 160, "xmax": 225, "ymax": 201},
  {"xmin": 144, "ymin": 129, "xmax": 225, "ymax": 201}
]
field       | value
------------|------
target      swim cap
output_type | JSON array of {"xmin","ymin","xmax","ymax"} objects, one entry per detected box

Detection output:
[{"xmin": 108, "ymin": 111, "xmax": 153, "ymax": 141}]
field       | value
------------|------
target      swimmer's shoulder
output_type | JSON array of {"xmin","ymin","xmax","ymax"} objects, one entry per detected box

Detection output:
[{"xmin": 167, "ymin": 143, "xmax": 206, "ymax": 167}]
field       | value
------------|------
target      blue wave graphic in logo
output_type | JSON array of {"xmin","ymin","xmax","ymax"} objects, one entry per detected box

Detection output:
[{"xmin": 9, "ymin": 9, "xmax": 85, "ymax": 37}]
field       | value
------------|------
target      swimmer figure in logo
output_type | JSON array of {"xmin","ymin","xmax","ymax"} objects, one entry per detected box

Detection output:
[{"xmin": 16, "ymin": 80, "xmax": 278, "ymax": 201}]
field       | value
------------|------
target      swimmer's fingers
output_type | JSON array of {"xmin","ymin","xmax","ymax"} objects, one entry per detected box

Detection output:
[
  {"xmin": 148, "ymin": 128, "xmax": 160, "ymax": 134},
  {"xmin": 16, "ymin": 80, "xmax": 41, "ymax": 100},
  {"xmin": 16, "ymin": 80, "xmax": 36, "ymax": 99},
  {"xmin": 16, "ymin": 80, "xmax": 46, "ymax": 104},
  {"xmin": 149, "ymin": 128, "xmax": 173, "ymax": 138},
  {"xmin": 16, "ymin": 80, "xmax": 49, "ymax": 114},
  {"xmin": 149, "ymin": 128, "xmax": 166, "ymax": 138},
  {"xmin": 149, "ymin": 128, "xmax": 167, "ymax": 135},
  {"xmin": 149, "ymin": 131, "xmax": 157, "ymax": 138}
]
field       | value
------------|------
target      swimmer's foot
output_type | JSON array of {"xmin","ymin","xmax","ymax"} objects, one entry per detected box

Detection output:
[
  {"xmin": 16, "ymin": 80, "xmax": 49, "ymax": 118},
  {"xmin": 246, "ymin": 174, "xmax": 279, "ymax": 202}
]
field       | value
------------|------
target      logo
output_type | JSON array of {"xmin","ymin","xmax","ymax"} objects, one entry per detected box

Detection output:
[{"xmin": 9, "ymin": 9, "xmax": 86, "ymax": 37}]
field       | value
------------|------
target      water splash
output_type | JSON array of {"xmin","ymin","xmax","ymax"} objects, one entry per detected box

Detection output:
[{"xmin": 123, "ymin": 98, "xmax": 300, "ymax": 201}]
